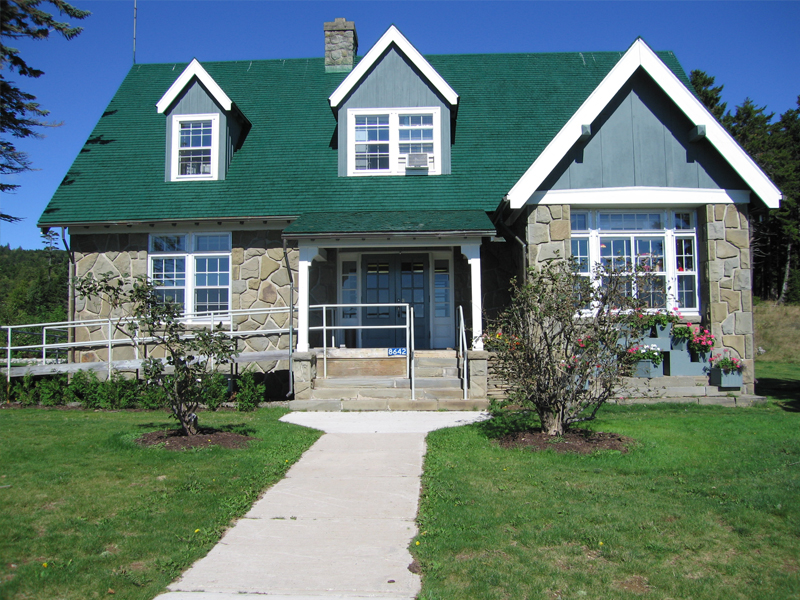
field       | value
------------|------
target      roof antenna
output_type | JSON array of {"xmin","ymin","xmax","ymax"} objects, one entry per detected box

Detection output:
[{"xmin": 133, "ymin": 0, "xmax": 137, "ymax": 64}]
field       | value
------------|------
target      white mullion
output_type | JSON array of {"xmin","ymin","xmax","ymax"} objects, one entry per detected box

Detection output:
[{"xmin": 664, "ymin": 220, "xmax": 677, "ymax": 311}]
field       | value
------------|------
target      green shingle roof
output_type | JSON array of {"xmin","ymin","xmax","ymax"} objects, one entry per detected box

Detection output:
[{"xmin": 39, "ymin": 50, "xmax": 690, "ymax": 227}]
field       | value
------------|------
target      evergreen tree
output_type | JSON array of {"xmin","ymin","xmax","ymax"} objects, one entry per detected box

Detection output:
[
  {"xmin": 0, "ymin": 0, "xmax": 90, "ymax": 222},
  {"xmin": 690, "ymin": 70, "xmax": 728, "ymax": 121}
]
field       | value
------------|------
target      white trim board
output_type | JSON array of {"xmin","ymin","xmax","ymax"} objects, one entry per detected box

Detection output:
[
  {"xmin": 532, "ymin": 187, "xmax": 751, "ymax": 207},
  {"xmin": 329, "ymin": 25, "xmax": 459, "ymax": 110},
  {"xmin": 156, "ymin": 58, "xmax": 233, "ymax": 114},
  {"xmin": 505, "ymin": 39, "xmax": 781, "ymax": 210}
]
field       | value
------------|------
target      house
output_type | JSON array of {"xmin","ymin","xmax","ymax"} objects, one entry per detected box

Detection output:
[{"xmin": 38, "ymin": 19, "xmax": 781, "ymax": 405}]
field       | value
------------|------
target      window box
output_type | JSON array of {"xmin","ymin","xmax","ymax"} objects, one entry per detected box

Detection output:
[
  {"xmin": 709, "ymin": 367, "xmax": 743, "ymax": 390},
  {"xmin": 636, "ymin": 359, "xmax": 663, "ymax": 378}
]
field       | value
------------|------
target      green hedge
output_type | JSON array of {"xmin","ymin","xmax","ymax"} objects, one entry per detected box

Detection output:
[{"xmin": 0, "ymin": 370, "xmax": 269, "ymax": 411}]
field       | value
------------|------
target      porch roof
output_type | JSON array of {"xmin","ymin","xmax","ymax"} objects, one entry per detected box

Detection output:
[{"xmin": 283, "ymin": 210, "xmax": 495, "ymax": 238}]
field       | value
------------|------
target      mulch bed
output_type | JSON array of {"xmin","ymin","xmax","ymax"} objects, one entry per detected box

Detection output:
[
  {"xmin": 497, "ymin": 429, "xmax": 634, "ymax": 454},
  {"xmin": 136, "ymin": 429, "xmax": 257, "ymax": 450}
]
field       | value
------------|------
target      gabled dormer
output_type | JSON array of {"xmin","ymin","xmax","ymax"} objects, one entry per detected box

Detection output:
[
  {"xmin": 156, "ymin": 59, "xmax": 250, "ymax": 182},
  {"xmin": 328, "ymin": 25, "xmax": 459, "ymax": 177}
]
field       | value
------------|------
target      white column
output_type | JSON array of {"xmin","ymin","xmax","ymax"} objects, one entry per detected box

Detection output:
[
  {"xmin": 296, "ymin": 245, "xmax": 316, "ymax": 352},
  {"xmin": 462, "ymin": 243, "xmax": 484, "ymax": 350}
]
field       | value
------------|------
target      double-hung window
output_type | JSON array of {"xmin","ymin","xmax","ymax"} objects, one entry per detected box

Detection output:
[
  {"xmin": 170, "ymin": 114, "xmax": 219, "ymax": 181},
  {"xmin": 570, "ymin": 210, "xmax": 699, "ymax": 312},
  {"xmin": 149, "ymin": 233, "xmax": 231, "ymax": 317},
  {"xmin": 348, "ymin": 107, "xmax": 441, "ymax": 175}
]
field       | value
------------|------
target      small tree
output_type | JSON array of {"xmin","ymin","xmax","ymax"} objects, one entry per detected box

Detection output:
[
  {"xmin": 485, "ymin": 259, "xmax": 649, "ymax": 436},
  {"xmin": 76, "ymin": 274, "xmax": 238, "ymax": 435}
]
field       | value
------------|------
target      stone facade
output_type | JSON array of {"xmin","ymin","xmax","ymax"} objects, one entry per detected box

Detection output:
[
  {"xmin": 700, "ymin": 203, "xmax": 755, "ymax": 393},
  {"xmin": 526, "ymin": 204, "xmax": 571, "ymax": 269},
  {"xmin": 324, "ymin": 18, "xmax": 358, "ymax": 72},
  {"xmin": 70, "ymin": 230, "xmax": 298, "ymax": 374}
]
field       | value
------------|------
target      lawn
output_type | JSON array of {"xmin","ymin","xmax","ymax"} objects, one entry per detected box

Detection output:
[
  {"xmin": 413, "ymin": 362, "xmax": 800, "ymax": 600},
  {"xmin": 0, "ymin": 407, "xmax": 322, "ymax": 600}
]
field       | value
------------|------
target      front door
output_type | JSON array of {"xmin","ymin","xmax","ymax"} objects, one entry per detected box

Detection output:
[{"xmin": 361, "ymin": 255, "xmax": 430, "ymax": 349}]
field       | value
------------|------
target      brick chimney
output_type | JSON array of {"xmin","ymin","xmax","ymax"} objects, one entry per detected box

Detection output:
[{"xmin": 324, "ymin": 18, "xmax": 358, "ymax": 73}]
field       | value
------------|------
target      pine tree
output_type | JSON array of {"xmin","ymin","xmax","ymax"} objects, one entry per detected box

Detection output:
[
  {"xmin": 690, "ymin": 70, "xmax": 727, "ymax": 121},
  {"xmin": 0, "ymin": 0, "xmax": 90, "ymax": 222}
]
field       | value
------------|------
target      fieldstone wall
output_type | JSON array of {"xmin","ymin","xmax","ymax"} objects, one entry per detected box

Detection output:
[
  {"xmin": 526, "ymin": 204, "xmax": 571, "ymax": 270},
  {"xmin": 72, "ymin": 233, "xmax": 149, "ymax": 363},
  {"xmin": 701, "ymin": 203, "xmax": 755, "ymax": 393},
  {"xmin": 69, "ymin": 231, "xmax": 298, "ymax": 373}
]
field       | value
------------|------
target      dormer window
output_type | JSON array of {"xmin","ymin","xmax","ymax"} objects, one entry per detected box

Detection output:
[
  {"xmin": 171, "ymin": 114, "xmax": 219, "ymax": 181},
  {"xmin": 347, "ymin": 107, "xmax": 441, "ymax": 175}
]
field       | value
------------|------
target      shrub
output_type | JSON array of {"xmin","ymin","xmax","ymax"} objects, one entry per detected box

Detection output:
[
  {"xmin": 235, "ymin": 371, "xmax": 264, "ymax": 412},
  {"xmin": 203, "ymin": 372, "xmax": 231, "ymax": 411},
  {"xmin": 486, "ymin": 259, "xmax": 648, "ymax": 436},
  {"xmin": 37, "ymin": 375, "xmax": 67, "ymax": 406}
]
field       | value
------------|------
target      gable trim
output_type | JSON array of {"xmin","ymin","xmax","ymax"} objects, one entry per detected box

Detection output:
[
  {"xmin": 329, "ymin": 25, "xmax": 459, "ymax": 110},
  {"xmin": 505, "ymin": 39, "xmax": 782, "ymax": 210},
  {"xmin": 156, "ymin": 58, "xmax": 233, "ymax": 114}
]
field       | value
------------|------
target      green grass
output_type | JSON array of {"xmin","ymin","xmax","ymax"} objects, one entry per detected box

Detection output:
[
  {"xmin": 754, "ymin": 303, "xmax": 800, "ymax": 364},
  {"xmin": 414, "ymin": 397, "xmax": 800, "ymax": 599},
  {"xmin": 0, "ymin": 408, "xmax": 322, "ymax": 600}
]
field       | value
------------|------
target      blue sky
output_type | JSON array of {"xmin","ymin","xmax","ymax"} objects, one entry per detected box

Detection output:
[{"xmin": 2, "ymin": 0, "xmax": 799, "ymax": 249}]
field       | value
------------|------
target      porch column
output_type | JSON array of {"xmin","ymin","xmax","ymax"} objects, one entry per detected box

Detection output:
[
  {"xmin": 296, "ymin": 245, "xmax": 316, "ymax": 352},
  {"xmin": 462, "ymin": 243, "xmax": 484, "ymax": 350}
]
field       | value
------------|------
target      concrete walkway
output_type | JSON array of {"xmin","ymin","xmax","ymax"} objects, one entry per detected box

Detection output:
[{"xmin": 156, "ymin": 411, "xmax": 487, "ymax": 600}]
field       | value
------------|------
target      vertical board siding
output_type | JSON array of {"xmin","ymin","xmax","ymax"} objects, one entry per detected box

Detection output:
[
  {"xmin": 338, "ymin": 48, "xmax": 452, "ymax": 176},
  {"xmin": 548, "ymin": 72, "xmax": 745, "ymax": 192}
]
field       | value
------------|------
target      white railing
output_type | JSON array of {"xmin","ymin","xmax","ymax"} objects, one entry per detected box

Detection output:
[
  {"xmin": 2, "ymin": 307, "xmax": 295, "ymax": 382},
  {"xmin": 309, "ymin": 303, "xmax": 415, "ymax": 396},
  {"xmin": 457, "ymin": 305, "xmax": 469, "ymax": 400}
]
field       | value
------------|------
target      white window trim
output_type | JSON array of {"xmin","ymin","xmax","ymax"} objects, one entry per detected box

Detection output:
[
  {"xmin": 347, "ymin": 107, "xmax": 441, "ymax": 176},
  {"xmin": 170, "ymin": 113, "xmax": 220, "ymax": 181},
  {"xmin": 570, "ymin": 209, "xmax": 700, "ymax": 315},
  {"xmin": 148, "ymin": 232, "xmax": 232, "ymax": 320}
]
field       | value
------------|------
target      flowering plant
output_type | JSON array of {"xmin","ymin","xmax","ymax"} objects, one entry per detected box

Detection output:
[
  {"xmin": 628, "ymin": 309, "xmax": 681, "ymax": 332},
  {"xmin": 709, "ymin": 350, "xmax": 743, "ymax": 372},
  {"xmin": 671, "ymin": 324, "xmax": 695, "ymax": 341},
  {"xmin": 627, "ymin": 343, "xmax": 663, "ymax": 366},
  {"xmin": 687, "ymin": 326, "xmax": 715, "ymax": 354}
]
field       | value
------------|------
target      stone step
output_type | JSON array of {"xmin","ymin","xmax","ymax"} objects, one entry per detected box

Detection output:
[
  {"xmin": 414, "ymin": 377, "xmax": 463, "ymax": 389},
  {"xmin": 414, "ymin": 356, "xmax": 459, "ymax": 368},
  {"xmin": 313, "ymin": 376, "xmax": 409, "ymax": 389},
  {"xmin": 621, "ymin": 375, "xmax": 708, "ymax": 387},
  {"xmin": 309, "ymin": 387, "xmax": 411, "ymax": 400},
  {"xmin": 417, "ymin": 387, "xmax": 467, "ymax": 400},
  {"xmin": 414, "ymin": 366, "xmax": 460, "ymax": 378},
  {"xmin": 414, "ymin": 350, "xmax": 458, "ymax": 358}
]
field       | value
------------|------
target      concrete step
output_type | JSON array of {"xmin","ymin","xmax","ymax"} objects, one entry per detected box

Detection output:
[
  {"xmin": 313, "ymin": 377, "xmax": 409, "ymax": 389},
  {"xmin": 414, "ymin": 366, "xmax": 459, "ymax": 377},
  {"xmin": 310, "ymin": 387, "xmax": 411, "ymax": 400},
  {"xmin": 418, "ymin": 387, "xmax": 467, "ymax": 400},
  {"xmin": 414, "ymin": 357, "xmax": 459, "ymax": 368},
  {"xmin": 414, "ymin": 377, "xmax": 462, "ymax": 389}
]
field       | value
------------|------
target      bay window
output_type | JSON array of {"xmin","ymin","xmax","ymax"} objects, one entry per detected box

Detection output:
[
  {"xmin": 570, "ymin": 210, "xmax": 699, "ymax": 312},
  {"xmin": 149, "ymin": 233, "xmax": 231, "ymax": 317}
]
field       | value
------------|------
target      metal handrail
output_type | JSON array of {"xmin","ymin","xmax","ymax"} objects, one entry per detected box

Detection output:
[
  {"xmin": 309, "ymin": 303, "xmax": 412, "ymax": 380},
  {"xmin": 409, "ymin": 305, "xmax": 415, "ymax": 401},
  {"xmin": 3, "ymin": 306, "xmax": 296, "ymax": 382},
  {"xmin": 458, "ymin": 305, "xmax": 469, "ymax": 400}
]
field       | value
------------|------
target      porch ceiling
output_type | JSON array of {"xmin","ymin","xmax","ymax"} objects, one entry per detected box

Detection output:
[{"xmin": 283, "ymin": 210, "xmax": 496, "ymax": 239}]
